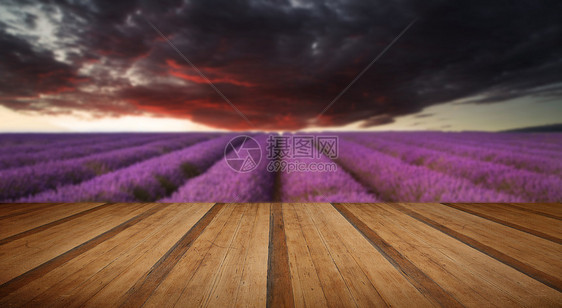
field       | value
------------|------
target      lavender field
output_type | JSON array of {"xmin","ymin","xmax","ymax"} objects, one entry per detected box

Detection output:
[{"xmin": 1, "ymin": 132, "xmax": 560, "ymax": 203}]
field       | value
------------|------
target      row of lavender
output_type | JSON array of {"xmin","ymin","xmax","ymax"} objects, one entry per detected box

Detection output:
[
  {"xmin": 364, "ymin": 132, "xmax": 562, "ymax": 175},
  {"xmin": 342, "ymin": 133, "xmax": 561, "ymax": 201},
  {"xmin": 8, "ymin": 133, "xmax": 370, "ymax": 203},
  {"xmin": 0, "ymin": 134, "xmax": 165, "ymax": 170},
  {"xmin": 162, "ymin": 131, "xmax": 560, "ymax": 202},
  {"xmin": 0, "ymin": 134, "xmax": 215, "ymax": 201},
  {"xmin": 1, "ymin": 132, "xmax": 560, "ymax": 202},
  {"xmin": 21, "ymin": 136, "xmax": 232, "ymax": 202}
]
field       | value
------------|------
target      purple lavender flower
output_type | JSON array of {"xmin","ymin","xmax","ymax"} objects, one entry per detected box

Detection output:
[
  {"xmin": 347, "ymin": 134, "xmax": 561, "ymax": 201},
  {"xmin": 0, "ymin": 134, "xmax": 210, "ymax": 201},
  {"xmin": 20, "ymin": 135, "xmax": 232, "ymax": 202},
  {"xmin": 279, "ymin": 142, "xmax": 378, "ymax": 202},
  {"xmin": 162, "ymin": 134, "xmax": 275, "ymax": 202},
  {"xmin": 334, "ymin": 138, "xmax": 522, "ymax": 202},
  {"xmin": 0, "ymin": 134, "xmax": 166, "ymax": 170}
]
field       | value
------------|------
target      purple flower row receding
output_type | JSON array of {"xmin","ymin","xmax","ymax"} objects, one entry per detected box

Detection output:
[
  {"xmin": 161, "ymin": 134, "xmax": 275, "ymax": 202},
  {"xmin": 279, "ymin": 149, "xmax": 378, "ymax": 202},
  {"xmin": 0, "ymin": 134, "xmax": 166, "ymax": 170},
  {"xmin": 334, "ymin": 138, "xmax": 522, "ymax": 202},
  {"xmin": 0, "ymin": 133, "xmax": 133, "ymax": 156},
  {"xmin": 1, "ymin": 132, "xmax": 559, "ymax": 203},
  {"xmin": 372, "ymin": 132, "xmax": 562, "ymax": 176},
  {"xmin": 403, "ymin": 131, "xmax": 562, "ymax": 151},
  {"xmin": 347, "ymin": 134, "xmax": 561, "ymax": 201},
  {"xmin": 407, "ymin": 132, "xmax": 562, "ymax": 159},
  {"xmin": 20, "ymin": 135, "xmax": 232, "ymax": 202},
  {"xmin": 0, "ymin": 134, "xmax": 210, "ymax": 201},
  {"xmin": 341, "ymin": 131, "xmax": 562, "ymax": 157}
]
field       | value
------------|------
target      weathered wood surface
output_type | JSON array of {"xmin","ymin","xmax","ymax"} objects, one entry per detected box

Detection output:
[{"xmin": 0, "ymin": 202, "xmax": 560, "ymax": 307}]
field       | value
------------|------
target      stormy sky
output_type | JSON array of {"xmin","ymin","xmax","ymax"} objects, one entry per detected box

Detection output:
[{"xmin": 0, "ymin": 0, "xmax": 561, "ymax": 131}]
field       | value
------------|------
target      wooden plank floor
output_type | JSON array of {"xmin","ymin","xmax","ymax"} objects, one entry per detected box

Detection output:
[{"xmin": 0, "ymin": 203, "xmax": 560, "ymax": 307}]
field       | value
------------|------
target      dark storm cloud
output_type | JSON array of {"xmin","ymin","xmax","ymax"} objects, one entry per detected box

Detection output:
[
  {"xmin": 0, "ymin": 0, "xmax": 561, "ymax": 129},
  {"xmin": 0, "ymin": 26, "xmax": 83, "ymax": 98}
]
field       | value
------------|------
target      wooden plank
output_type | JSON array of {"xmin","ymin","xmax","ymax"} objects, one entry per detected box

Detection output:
[
  {"xmin": 311, "ymin": 203, "xmax": 434, "ymax": 307},
  {"xmin": 407, "ymin": 203, "xmax": 562, "ymax": 280},
  {"xmin": 333, "ymin": 203, "xmax": 462, "ymax": 307},
  {"xmin": 352, "ymin": 204, "xmax": 562, "ymax": 306},
  {"xmin": 60, "ymin": 203, "xmax": 213, "ymax": 307},
  {"xmin": 141, "ymin": 204, "xmax": 238, "ymax": 307},
  {"xmin": 0, "ymin": 202, "xmax": 561, "ymax": 307},
  {"xmin": 0, "ymin": 203, "xmax": 106, "ymax": 237},
  {"xmin": 286, "ymin": 203, "xmax": 357, "ymax": 307},
  {"xmin": 507, "ymin": 203, "xmax": 562, "ymax": 220},
  {"xmin": 267, "ymin": 203, "xmax": 295, "ymax": 308},
  {"xmin": 170, "ymin": 204, "xmax": 249, "ymax": 307},
  {"xmin": 0, "ymin": 203, "xmax": 111, "ymax": 245},
  {"xmin": 82, "ymin": 203, "xmax": 213, "ymax": 307},
  {"xmin": 0, "ymin": 203, "xmax": 205, "ymax": 306},
  {"xmin": 283, "ymin": 203, "xmax": 328, "ymax": 308},
  {"xmin": 0, "ymin": 203, "xmax": 157, "ymax": 284},
  {"xmin": 204, "ymin": 204, "xmax": 269, "ymax": 307},
  {"xmin": 119, "ymin": 203, "xmax": 223, "ymax": 308},
  {"xmin": 509, "ymin": 203, "xmax": 562, "ymax": 219},
  {"xmin": 443, "ymin": 203, "xmax": 562, "ymax": 244},
  {"xmin": 388, "ymin": 204, "xmax": 562, "ymax": 296},
  {"xmin": 304, "ymin": 204, "xmax": 388, "ymax": 307},
  {"xmin": 234, "ymin": 204, "xmax": 271, "ymax": 307},
  {"xmin": 0, "ymin": 205, "xmax": 198, "ymax": 306},
  {"xmin": 0, "ymin": 203, "xmax": 38, "ymax": 216},
  {"xmin": 0, "ymin": 203, "xmax": 65, "ymax": 219},
  {"xmin": 0, "ymin": 203, "xmax": 163, "ymax": 298}
]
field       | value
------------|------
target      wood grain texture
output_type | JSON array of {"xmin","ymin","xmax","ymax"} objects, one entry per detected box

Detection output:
[
  {"xmin": 311, "ymin": 203, "xmax": 434, "ymax": 307},
  {"xmin": 508, "ymin": 203, "xmax": 562, "ymax": 219},
  {"xmin": 443, "ymin": 203, "xmax": 562, "ymax": 244},
  {"xmin": 405, "ymin": 203, "xmax": 562, "ymax": 281},
  {"xmin": 506, "ymin": 203, "xmax": 562, "ymax": 220},
  {"xmin": 0, "ymin": 203, "xmax": 65, "ymax": 219},
  {"xmin": 267, "ymin": 203, "xmax": 294, "ymax": 308},
  {"xmin": 233, "ymin": 204, "xmax": 270, "ymax": 307},
  {"xmin": 0, "ymin": 203, "xmax": 211, "ymax": 307},
  {"xmin": 283, "ymin": 203, "xmax": 328, "ymax": 307},
  {"xmin": 392, "ymin": 203, "xmax": 562, "ymax": 293},
  {"xmin": 168, "ymin": 204, "xmax": 247, "ymax": 307},
  {"xmin": 347, "ymin": 203, "xmax": 562, "ymax": 306},
  {"xmin": 120, "ymin": 203, "xmax": 223, "ymax": 308},
  {"xmin": 0, "ymin": 202, "xmax": 560, "ymax": 308},
  {"xmin": 85, "ymin": 203, "xmax": 214, "ymax": 307},
  {"xmin": 285, "ymin": 203, "xmax": 357, "ymax": 307},
  {"xmin": 0, "ymin": 203, "xmax": 164, "ymax": 298},
  {"xmin": 333, "ymin": 203, "xmax": 462, "ymax": 307},
  {"xmin": 0, "ymin": 202, "xmax": 111, "ymax": 245}
]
